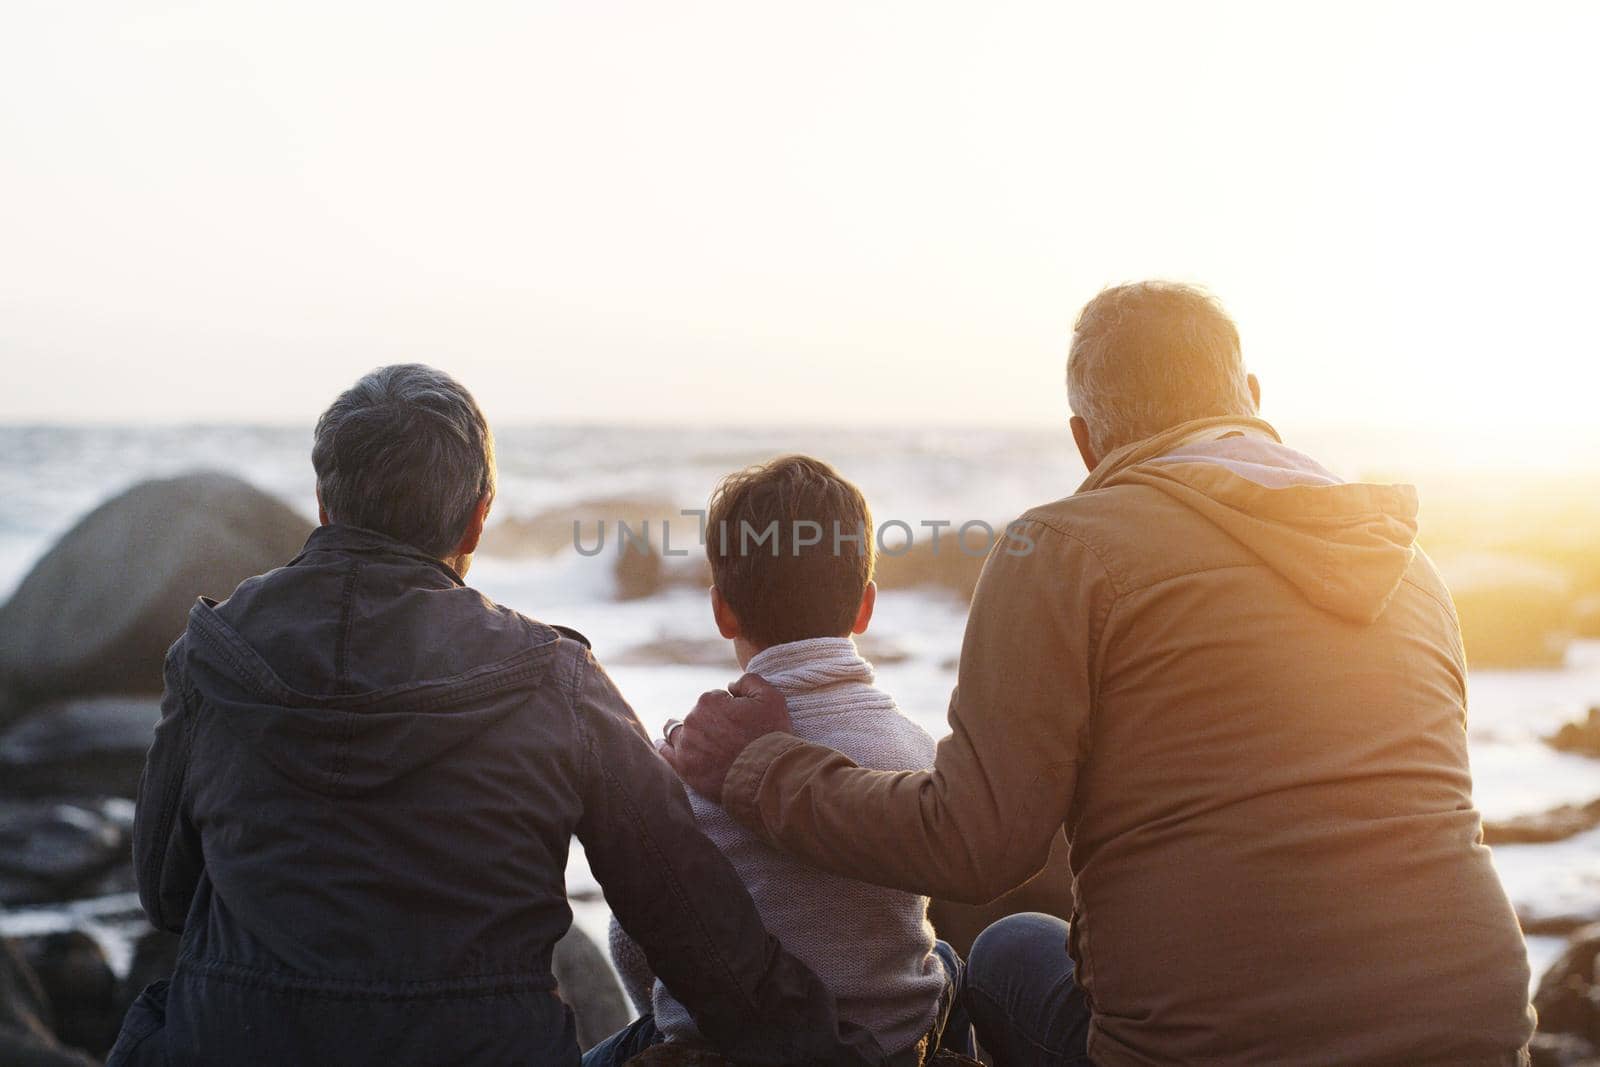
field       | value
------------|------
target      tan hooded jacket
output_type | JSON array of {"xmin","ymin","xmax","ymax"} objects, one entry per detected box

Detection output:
[{"xmin": 724, "ymin": 416, "xmax": 1535, "ymax": 1066}]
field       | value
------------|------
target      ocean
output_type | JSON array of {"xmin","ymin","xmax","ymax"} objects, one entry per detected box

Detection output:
[{"xmin": 0, "ymin": 422, "xmax": 1593, "ymax": 989}]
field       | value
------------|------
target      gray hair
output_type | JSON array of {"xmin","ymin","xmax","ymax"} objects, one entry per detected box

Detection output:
[
  {"xmin": 312, "ymin": 364, "xmax": 496, "ymax": 557},
  {"xmin": 1066, "ymin": 281, "xmax": 1255, "ymax": 457}
]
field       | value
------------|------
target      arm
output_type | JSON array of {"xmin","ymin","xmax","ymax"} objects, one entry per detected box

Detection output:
[
  {"xmin": 133, "ymin": 637, "xmax": 205, "ymax": 932},
  {"xmin": 712, "ymin": 519, "xmax": 1110, "ymax": 904},
  {"xmin": 569, "ymin": 648, "xmax": 884, "ymax": 1066}
]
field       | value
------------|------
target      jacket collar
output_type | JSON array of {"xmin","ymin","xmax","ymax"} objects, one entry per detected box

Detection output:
[
  {"xmin": 294, "ymin": 524, "xmax": 465, "ymax": 587},
  {"xmin": 1078, "ymin": 415, "xmax": 1283, "ymax": 495}
]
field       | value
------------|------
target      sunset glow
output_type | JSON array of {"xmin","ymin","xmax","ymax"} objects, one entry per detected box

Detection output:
[{"xmin": 2, "ymin": 2, "xmax": 1596, "ymax": 464}]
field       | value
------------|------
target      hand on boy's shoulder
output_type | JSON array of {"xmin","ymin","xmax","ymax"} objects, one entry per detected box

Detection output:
[{"xmin": 659, "ymin": 673, "xmax": 792, "ymax": 804}]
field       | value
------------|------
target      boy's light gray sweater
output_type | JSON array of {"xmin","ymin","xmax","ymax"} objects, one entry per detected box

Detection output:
[{"xmin": 610, "ymin": 636, "xmax": 942, "ymax": 1055}]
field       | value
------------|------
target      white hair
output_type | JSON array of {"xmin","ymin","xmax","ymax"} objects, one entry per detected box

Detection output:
[{"xmin": 1066, "ymin": 281, "xmax": 1256, "ymax": 457}]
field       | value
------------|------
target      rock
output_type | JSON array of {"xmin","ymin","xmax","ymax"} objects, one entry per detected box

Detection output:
[
  {"xmin": 1484, "ymin": 797, "xmax": 1600, "ymax": 845},
  {"xmin": 0, "ymin": 937, "xmax": 99, "ymax": 1067},
  {"xmin": 1533, "ymin": 923, "xmax": 1600, "ymax": 1054},
  {"xmin": 1525, "ymin": 914, "xmax": 1600, "ymax": 939},
  {"xmin": 0, "ymin": 697, "xmax": 162, "ymax": 799},
  {"xmin": 19, "ymin": 931, "xmax": 118, "ymax": 1056},
  {"xmin": 0, "ymin": 802, "xmax": 128, "ymax": 906},
  {"xmin": 0, "ymin": 471, "xmax": 312, "ymax": 724},
  {"xmin": 483, "ymin": 498, "xmax": 681, "ymax": 558},
  {"xmin": 1579, "ymin": 595, "xmax": 1600, "ymax": 641},
  {"xmin": 553, "ymin": 924, "xmax": 631, "ymax": 1053},
  {"xmin": 1530, "ymin": 1030, "xmax": 1600, "ymax": 1067},
  {"xmin": 1549, "ymin": 708, "xmax": 1600, "ymax": 760},
  {"xmin": 1435, "ymin": 552, "xmax": 1575, "ymax": 668},
  {"xmin": 615, "ymin": 544, "xmax": 666, "ymax": 602},
  {"xmin": 610, "ymin": 637, "xmax": 737, "ymax": 668},
  {"xmin": 930, "ymin": 828, "xmax": 1074, "ymax": 958},
  {"xmin": 875, "ymin": 533, "xmax": 997, "ymax": 604}
]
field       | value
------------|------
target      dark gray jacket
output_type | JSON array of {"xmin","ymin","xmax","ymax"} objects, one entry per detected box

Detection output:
[{"xmin": 109, "ymin": 525, "xmax": 885, "ymax": 1066}]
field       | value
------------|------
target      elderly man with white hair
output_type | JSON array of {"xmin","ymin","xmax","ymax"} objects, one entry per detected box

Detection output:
[{"xmin": 664, "ymin": 282, "xmax": 1536, "ymax": 1066}]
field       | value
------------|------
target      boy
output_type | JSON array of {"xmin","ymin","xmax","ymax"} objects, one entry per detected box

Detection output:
[{"xmin": 593, "ymin": 455, "xmax": 968, "ymax": 1067}]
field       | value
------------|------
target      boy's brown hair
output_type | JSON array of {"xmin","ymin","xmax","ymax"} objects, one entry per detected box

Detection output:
[{"xmin": 705, "ymin": 454, "xmax": 874, "ymax": 649}]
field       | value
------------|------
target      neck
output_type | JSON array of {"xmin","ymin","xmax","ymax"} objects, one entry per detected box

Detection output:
[
  {"xmin": 743, "ymin": 637, "xmax": 873, "ymax": 698},
  {"xmin": 735, "ymin": 632, "xmax": 854, "ymax": 671}
]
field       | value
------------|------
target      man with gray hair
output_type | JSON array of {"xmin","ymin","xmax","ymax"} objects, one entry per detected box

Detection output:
[
  {"xmin": 665, "ymin": 283, "xmax": 1536, "ymax": 1065},
  {"xmin": 108, "ymin": 364, "xmax": 886, "ymax": 1066}
]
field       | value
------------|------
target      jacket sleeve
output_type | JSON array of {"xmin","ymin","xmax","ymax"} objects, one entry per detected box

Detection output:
[
  {"xmin": 724, "ymin": 518, "xmax": 1111, "ymax": 904},
  {"xmin": 133, "ymin": 637, "xmax": 206, "ymax": 933},
  {"xmin": 569, "ymin": 647, "xmax": 885, "ymax": 1067}
]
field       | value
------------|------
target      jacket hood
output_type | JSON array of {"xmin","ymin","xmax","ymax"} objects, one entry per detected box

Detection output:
[
  {"xmin": 176, "ymin": 526, "xmax": 557, "ymax": 796},
  {"xmin": 1080, "ymin": 416, "xmax": 1419, "ymax": 624}
]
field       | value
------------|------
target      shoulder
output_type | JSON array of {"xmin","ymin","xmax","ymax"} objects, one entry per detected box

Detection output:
[
  {"xmin": 550, "ymin": 624, "xmax": 591, "ymax": 649},
  {"xmin": 477, "ymin": 603, "xmax": 601, "ymax": 698},
  {"xmin": 813, "ymin": 698, "xmax": 937, "ymax": 772},
  {"xmin": 482, "ymin": 598, "xmax": 591, "ymax": 656},
  {"xmin": 1016, "ymin": 483, "xmax": 1176, "ymax": 551},
  {"xmin": 1005, "ymin": 484, "xmax": 1215, "ymax": 600}
]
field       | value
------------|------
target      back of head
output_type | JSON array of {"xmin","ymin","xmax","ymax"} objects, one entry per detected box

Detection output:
[
  {"xmin": 311, "ymin": 364, "xmax": 496, "ymax": 558},
  {"xmin": 706, "ymin": 455, "xmax": 873, "ymax": 648},
  {"xmin": 1066, "ymin": 281, "xmax": 1255, "ymax": 457}
]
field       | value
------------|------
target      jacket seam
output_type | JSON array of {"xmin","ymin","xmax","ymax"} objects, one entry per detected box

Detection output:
[
  {"xmin": 1016, "ymin": 514, "xmax": 1128, "ymax": 598},
  {"xmin": 1400, "ymin": 572, "xmax": 1457, "ymax": 620},
  {"xmin": 334, "ymin": 559, "xmax": 363, "ymax": 694}
]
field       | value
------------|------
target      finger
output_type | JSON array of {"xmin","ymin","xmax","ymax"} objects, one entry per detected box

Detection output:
[{"xmin": 728, "ymin": 673, "xmax": 772, "ymax": 699}]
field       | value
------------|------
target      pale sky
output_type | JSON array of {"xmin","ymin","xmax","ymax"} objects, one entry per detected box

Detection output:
[{"xmin": 2, "ymin": 2, "xmax": 1597, "ymax": 457}]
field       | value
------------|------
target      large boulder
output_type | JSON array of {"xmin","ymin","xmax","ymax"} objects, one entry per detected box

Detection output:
[
  {"xmin": 19, "ymin": 931, "xmax": 118, "ymax": 1057},
  {"xmin": 553, "ymin": 924, "xmax": 631, "ymax": 1052},
  {"xmin": 1531, "ymin": 924, "xmax": 1600, "ymax": 1065},
  {"xmin": 0, "ymin": 937, "xmax": 98, "ymax": 1067},
  {"xmin": 875, "ymin": 531, "xmax": 999, "ymax": 604},
  {"xmin": 0, "ymin": 472, "xmax": 312, "ymax": 724},
  {"xmin": 0, "ymin": 802, "xmax": 129, "ymax": 906},
  {"xmin": 0, "ymin": 697, "xmax": 162, "ymax": 799}
]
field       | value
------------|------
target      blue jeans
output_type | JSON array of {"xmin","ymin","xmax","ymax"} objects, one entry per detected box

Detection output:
[
  {"xmin": 965, "ymin": 913, "xmax": 1092, "ymax": 1066},
  {"xmin": 583, "ymin": 941, "xmax": 973, "ymax": 1067}
]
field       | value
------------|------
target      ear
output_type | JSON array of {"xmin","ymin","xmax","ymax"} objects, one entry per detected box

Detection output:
[
  {"xmin": 1069, "ymin": 415, "xmax": 1101, "ymax": 472},
  {"xmin": 850, "ymin": 581, "xmax": 876, "ymax": 635},
  {"xmin": 316, "ymin": 486, "xmax": 329, "ymax": 527},
  {"xmin": 710, "ymin": 586, "xmax": 741, "ymax": 640},
  {"xmin": 1247, "ymin": 373, "xmax": 1261, "ymax": 412},
  {"xmin": 450, "ymin": 491, "xmax": 493, "ymax": 558}
]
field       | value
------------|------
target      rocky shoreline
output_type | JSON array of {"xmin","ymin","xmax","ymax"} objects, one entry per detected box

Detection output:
[{"xmin": 2, "ymin": 472, "xmax": 1598, "ymax": 1062}]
